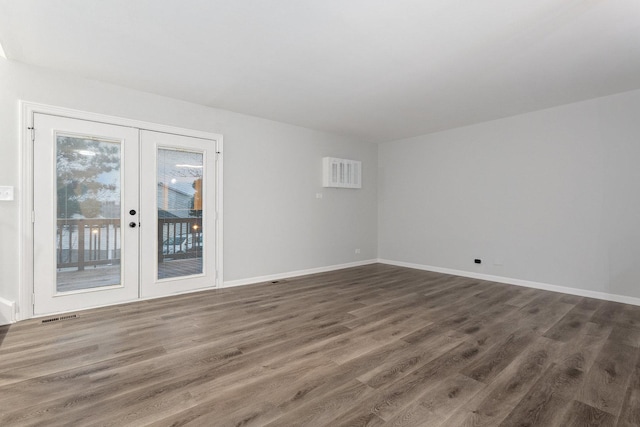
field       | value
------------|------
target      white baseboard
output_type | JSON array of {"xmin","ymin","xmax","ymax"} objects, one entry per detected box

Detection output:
[
  {"xmin": 378, "ymin": 259, "xmax": 640, "ymax": 307},
  {"xmin": 0, "ymin": 297, "xmax": 16, "ymax": 325},
  {"xmin": 223, "ymin": 259, "xmax": 378, "ymax": 288}
]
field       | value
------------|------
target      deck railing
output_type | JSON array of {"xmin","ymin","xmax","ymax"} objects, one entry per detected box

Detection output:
[
  {"xmin": 158, "ymin": 217, "xmax": 203, "ymax": 261},
  {"xmin": 57, "ymin": 219, "xmax": 121, "ymax": 271},
  {"xmin": 57, "ymin": 217, "xmax": 203, "ymax": 271}
]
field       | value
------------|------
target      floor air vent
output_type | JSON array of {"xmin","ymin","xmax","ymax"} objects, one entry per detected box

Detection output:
[{"xmin": 42, "ymin": 314, "xmax": 78, "ymax": 323}]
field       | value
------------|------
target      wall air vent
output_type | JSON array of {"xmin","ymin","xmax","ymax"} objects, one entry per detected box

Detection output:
[
  {"xmin": 41, "ymin": 314, "xmax": 78, "ymax": 323},
  {"xmin": 322, "ymin": 157, "xmax": 361, "ymax": 189}
]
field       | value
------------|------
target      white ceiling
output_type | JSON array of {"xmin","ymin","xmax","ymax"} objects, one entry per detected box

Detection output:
[{"xmin": 1, "ymin": 0, "xmax": 639, "ymax": 142}]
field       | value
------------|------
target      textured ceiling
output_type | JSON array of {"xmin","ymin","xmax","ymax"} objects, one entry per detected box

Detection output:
[{"xmin": 1, "ymin": 0, "xmax": 639, "ymax": 142}]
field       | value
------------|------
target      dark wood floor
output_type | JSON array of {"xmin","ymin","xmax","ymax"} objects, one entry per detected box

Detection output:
[{"xmin": 1, "ymin": 264, "xmax": 639, "ymax": 426}]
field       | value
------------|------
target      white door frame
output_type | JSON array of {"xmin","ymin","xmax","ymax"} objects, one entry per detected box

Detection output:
[{"xmin": 19, "ymin": 101, "xmax": 224, "ymax": 321}]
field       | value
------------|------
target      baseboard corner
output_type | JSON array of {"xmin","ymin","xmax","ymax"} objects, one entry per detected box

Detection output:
[{"xmin": 0, "ymin": 297, "xmax": 16, "ymax": 325}]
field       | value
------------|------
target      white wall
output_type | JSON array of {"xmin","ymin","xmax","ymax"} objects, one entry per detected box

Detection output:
[
  {"xmin": 3, "ymin": 57, "xmax": 639, "ymax": 321},
  {"xmin": 379, "ymin": 89, "xmax": 640, "ymax": 300},
  {"xmin": 0, "ymin": 60, "xmax": 378, "ymax": 318}
]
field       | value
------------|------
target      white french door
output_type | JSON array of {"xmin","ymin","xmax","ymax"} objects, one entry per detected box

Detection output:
[
  {"xmin": 33, "ymin": 114, "xmax": 140, "ymax": 315},
  {"xmin": 32, "ymin": 113, "xmax": 218, "ymax": 316},
  {"xmin": 139, "ymin": 130, "xmax": 217, "ymax": 298}
]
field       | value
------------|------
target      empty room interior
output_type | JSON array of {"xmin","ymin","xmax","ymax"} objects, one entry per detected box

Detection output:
[{"xmin": 1, "ymin": 1, "xmax": 640, "ymax": 426}]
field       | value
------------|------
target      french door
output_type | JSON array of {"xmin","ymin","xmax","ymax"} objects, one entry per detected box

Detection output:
[
  {"xmin": 139, "ymin": 130, "xmax": 217, "ymax": 298},
  {"xmin": 33, "ymin": 113, "xmax": 218, "ymax": 316}
]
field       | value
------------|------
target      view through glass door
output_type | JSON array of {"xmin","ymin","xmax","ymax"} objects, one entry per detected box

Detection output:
[
  {"xmin": 33, "ymin": 114, "xmax": 218, "ymax": 316},
  {"xmin": 33, "ymin": 114, "xmax": 140, "ymax": 315},
  {"xmin": 139, "ymin": 130, "xmax": 217, "ymax": 298}
]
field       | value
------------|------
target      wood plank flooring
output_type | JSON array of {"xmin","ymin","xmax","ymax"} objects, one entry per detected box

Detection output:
[{"xmin": 1, "ymin": 263, "xmax": 639, "ymax": 426}]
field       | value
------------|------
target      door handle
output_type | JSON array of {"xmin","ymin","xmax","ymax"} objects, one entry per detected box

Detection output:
[
  {"xmin": 129, "ymin": 222, "xmax": 137, "ymax": 228},
  {"xmin": 129, "ymin": 209, "xmax": 136, "ymax": 216}
]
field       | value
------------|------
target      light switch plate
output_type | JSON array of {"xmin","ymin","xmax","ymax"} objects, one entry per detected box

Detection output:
[{"xmin": 0, "ymin": 186, "xmax": 14, "ymax": 201}]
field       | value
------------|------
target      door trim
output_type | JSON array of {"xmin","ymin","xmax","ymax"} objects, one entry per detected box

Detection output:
[{"xmin": 19, "ymin": 101, "xmax": 223, "ymax": 321}]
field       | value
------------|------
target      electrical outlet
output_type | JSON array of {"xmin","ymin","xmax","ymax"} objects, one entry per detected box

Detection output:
[
  {"xmin": 315, "ymin": 193, "xmax": 323, "ymax": 199},
  {"xmin": 0, "ymin": 186, "xmax": 14, "ymax": 201},
  {"xmin": 355, "ymin": 248, "xmax": 361, "ymax": 254}
]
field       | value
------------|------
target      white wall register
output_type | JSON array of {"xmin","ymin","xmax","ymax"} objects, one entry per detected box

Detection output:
[{"xmin": 322, "ymin": 157, "xmax": 362, "ymax": 189}]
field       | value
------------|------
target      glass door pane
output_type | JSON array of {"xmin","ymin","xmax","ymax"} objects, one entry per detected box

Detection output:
[
  {"xmin": 33, "ymin": 113, "xmax": 139, "ymax": 316},
  {"xmin": 139, "ymin": 129, "xmax": 217, "ymax": 299},
  {"xmin": 56, "ymin": 135, "xmax": 122, "ymax": 292},
  {"xmin": 157, "ymin": 148, "xmax": 204, "ymax": 279}
]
